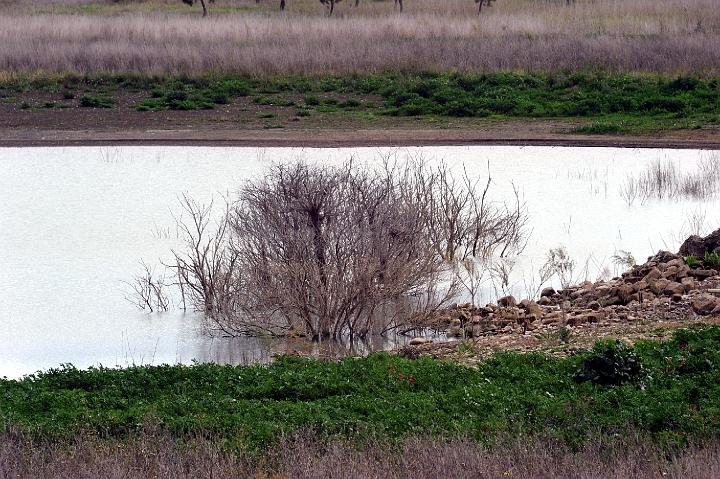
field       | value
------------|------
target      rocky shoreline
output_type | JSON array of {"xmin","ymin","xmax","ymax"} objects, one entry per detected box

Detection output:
[{"xmin": 400, "ymin": 230, "xmax": 720, "ymax": 360}]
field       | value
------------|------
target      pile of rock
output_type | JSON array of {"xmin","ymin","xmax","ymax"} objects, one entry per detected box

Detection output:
[
  {"xmin": 436, "ymin": 230, "xmax": 720, "ymax": 339},
  {"xmin": 678, "ymin": 229, "xmax": 720, "ymax": 258}
]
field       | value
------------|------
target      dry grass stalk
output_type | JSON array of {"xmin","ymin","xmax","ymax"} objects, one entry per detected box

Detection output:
[
  {"xmin": 0, "ymin": 0, "xmax": 719, "ymax": 75},
  {"xmin": 2, "ymin": 427, "xmax": 720, "ymax": 479},
  {"xmin": 620, "ymin": 154, "xmax": 720, "ymax": 205}
]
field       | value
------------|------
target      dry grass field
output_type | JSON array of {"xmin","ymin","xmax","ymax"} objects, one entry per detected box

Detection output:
[
  {"xmin": 0, "ymin": 0, "xmax": 719, "ymax": 76},
  {"xmin": 2, "ymin": 429, "xmax": 720, "ymax": 479}
]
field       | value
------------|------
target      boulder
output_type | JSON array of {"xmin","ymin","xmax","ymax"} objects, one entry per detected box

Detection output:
[
  {"xmin": 644, "ymin": 267, "xmax": 662, "ymax": 281},
  {"xmin": 666, "ymin": 258, "xmax": 686, "ymax": 269},
  {"xmin": 566, "ymin": 311, "xmax": 604, "ymax": 326},
  {"xmin": 688, "ymin": 269, "xmax": 717, "ymax": 280},
  {"xmin": 497, "ymin": 295, "xmax": 517, "ymax": 308},
  {"xmin": 662, "ymin": 265, "xmax": 679, "ymax": 279},
  {"xmin": 599, "ymin": 296, "xmax": 622, "ymax": 307},
  {"xmin": 649, "ymin": 278, "xmax": 670, "ymax": 295},
  {"xmin": 540, "ymin": 287, "xmax": 557, "ymax": 298},
  {"xmin": 570, "ymin": 288, "xmax": 589, "ymax": 300},
  {"xmin": 663, "ymin": 281, "xmax": 685, "ymax": 296},
  {"xmin": 692, "ymin": 294, "xmax": 719, "ymax": 316},
  {"xmin": 650, "ymin": 250, "xmax": 680, "ymax": 264},
  {"xmin": 409, "ymin": 337, "xmax": 431, "ymax": 346},
  {"xmin": 618, "ymin": 284, "xmax": 635, "ymax": 304},
  {"xmin": 519, "ymin": 299, "xmax": 543, "ymax": 318}
]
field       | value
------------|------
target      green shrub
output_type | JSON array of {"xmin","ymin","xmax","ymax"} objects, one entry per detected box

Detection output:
[
  {"xmin": 338, "ymin": 98, "xmax": 361, "ymax": 108},
  {"xmin": 704, "ymin": 251, "xmax": 720, "ymax": 269},
  {"xmin": 685, "ymin": 255, "xmax": 700, "ymax": 268},
  {"xmin": 136, "ymin": 98, "xmax": 165, "ymax": 111},
  {"xmin": 79, "ymin": 94, "xmax": 115, "ymax": 108},
  {"xmin": 574, "ymin": 122, "xmax": 626, "ymax": 134},
  {"xmin": 214, "ymin": 79, "xmax": 251, "ymax": 97},
  {"xmin": 575, "ymin": 340, "xmax": 643, "ymax": 386},
  {"xmin": 304, "ymin": 94, "xmax": 320, "ymax": 106}
]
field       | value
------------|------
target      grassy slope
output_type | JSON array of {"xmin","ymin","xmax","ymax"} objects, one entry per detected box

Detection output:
[
  {"xmin": 1, "ymin": 325, "xmax": 719, "ymax": 449},
  {"xmin": 2, "ymin": 72, "xmax": 719, "ymax": 134}
]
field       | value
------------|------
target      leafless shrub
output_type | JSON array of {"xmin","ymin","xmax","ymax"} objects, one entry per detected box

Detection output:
[
  {"xmin": 167, "ymin": 194, "xmax": 244, "ymax": 332},
  {"xmin": 521, "ymin": 258, "xmax": 555, "ymax": 299},
  {"xmin": 541, "ymin": 246, "xmax": 576, "ymax": 289},
  {"xmin": 611, "ymin": 249, "xmax": 636, "ymax": 270},
  {"xmin": 149, "ymin": 159, "xmax": 527, "ymax": 340},
  {"xmin": 124, "ymin": 260, "xmax": 170, "ymax": 312},
  {"xmin": 488, "ymin": 257, "xmax": 516, "ymax": 297}
]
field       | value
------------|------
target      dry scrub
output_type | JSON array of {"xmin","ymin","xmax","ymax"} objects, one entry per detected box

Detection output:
[
  {"xmin": 1, "ymin": 0, "xmax": 719, "ymax": 75},
  {"xmin": 2, "ymin": 429, "xmax": 720, "ymax": 479}
]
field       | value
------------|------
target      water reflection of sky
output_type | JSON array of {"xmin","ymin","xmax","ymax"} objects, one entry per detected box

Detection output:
[{"xmin": 1, "ymin": 146, "xmax": 718, "ymax": 378}]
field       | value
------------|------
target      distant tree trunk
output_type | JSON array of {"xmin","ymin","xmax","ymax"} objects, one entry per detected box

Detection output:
[
  {"xmin": 396, "ymin": 0, "xmax": 403, "ymax": 12},
  {"xmin": 355, "ymin": 0, "xmax": 360, "ymax": 6},
  {"xmin": 329, "ymin": 0, "xmax": 335, "ymax": 15},
  {"xmin": 281, "ymin": 0, "xmax": 286, "ymax": 9},
  {"xmin": 199, "ymin": 0, "xmax": 207, "ymax": 16}
]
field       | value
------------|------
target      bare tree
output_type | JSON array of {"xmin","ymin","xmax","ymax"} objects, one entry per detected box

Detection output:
[
  {"xmin": 320, "ymin": 0, "xmax": 342, "ymax": 15},
  {"xmin": 475, "ymin": 0, "xmax": 496, "ymax": 14},
  {"xmin": 181, "ymin": 0, "xmax": 215, "ymax": 17},
  {"xmin": 256, "ymin": 0, "xmax": 286, "ymax": 11}
]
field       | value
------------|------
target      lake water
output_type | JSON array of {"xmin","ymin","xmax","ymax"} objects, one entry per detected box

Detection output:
[{"xmin": 1, "ymin": 146, "xmax": 719, "ymax": 378}]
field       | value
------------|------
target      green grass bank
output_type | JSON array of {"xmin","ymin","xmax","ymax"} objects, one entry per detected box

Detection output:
[
  {"xmin": 1, "ymin": 325, "xmax": 719, "ymax": 450},
  {"xmin": 2, "ymin": 71, "xmax": 720, "ymax": 133}
]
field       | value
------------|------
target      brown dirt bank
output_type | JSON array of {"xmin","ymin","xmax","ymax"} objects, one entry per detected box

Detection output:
[
  {"xmin": 2, "ymin": 125, "xmax": 720, "ymax": 149},
  {"xmin": 1, "ymin": 106, "xmax": 719, "ymax": 148}
]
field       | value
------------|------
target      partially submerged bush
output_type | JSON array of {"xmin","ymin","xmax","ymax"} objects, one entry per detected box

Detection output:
[{"xmin": 145, "ymin": 160, "xmax": 526, "ymax": 340}]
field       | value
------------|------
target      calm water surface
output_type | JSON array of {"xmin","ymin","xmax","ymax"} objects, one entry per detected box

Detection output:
[{"xmin": 1, "ymin": 146, "xmax": 718, "ymax": 378}]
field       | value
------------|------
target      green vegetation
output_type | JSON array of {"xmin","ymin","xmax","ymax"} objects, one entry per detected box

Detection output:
[
  {"xmin": 705, "ymin": 251, "xmax": 720, "ymax": 269},
  {"xmin": 1, "ymin": 72, "xmax": 719, "ymax": 132},
  {"xmin": 685, "ymin": 253, "xmax": 720, "ymax": 269},
  {"xmin": 1, "ymin": 326, "xmax": 719, "ymax": 450},
  {"xmin": 79, "ymin": 94, "xmax": 115, "ymax": 108}
]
